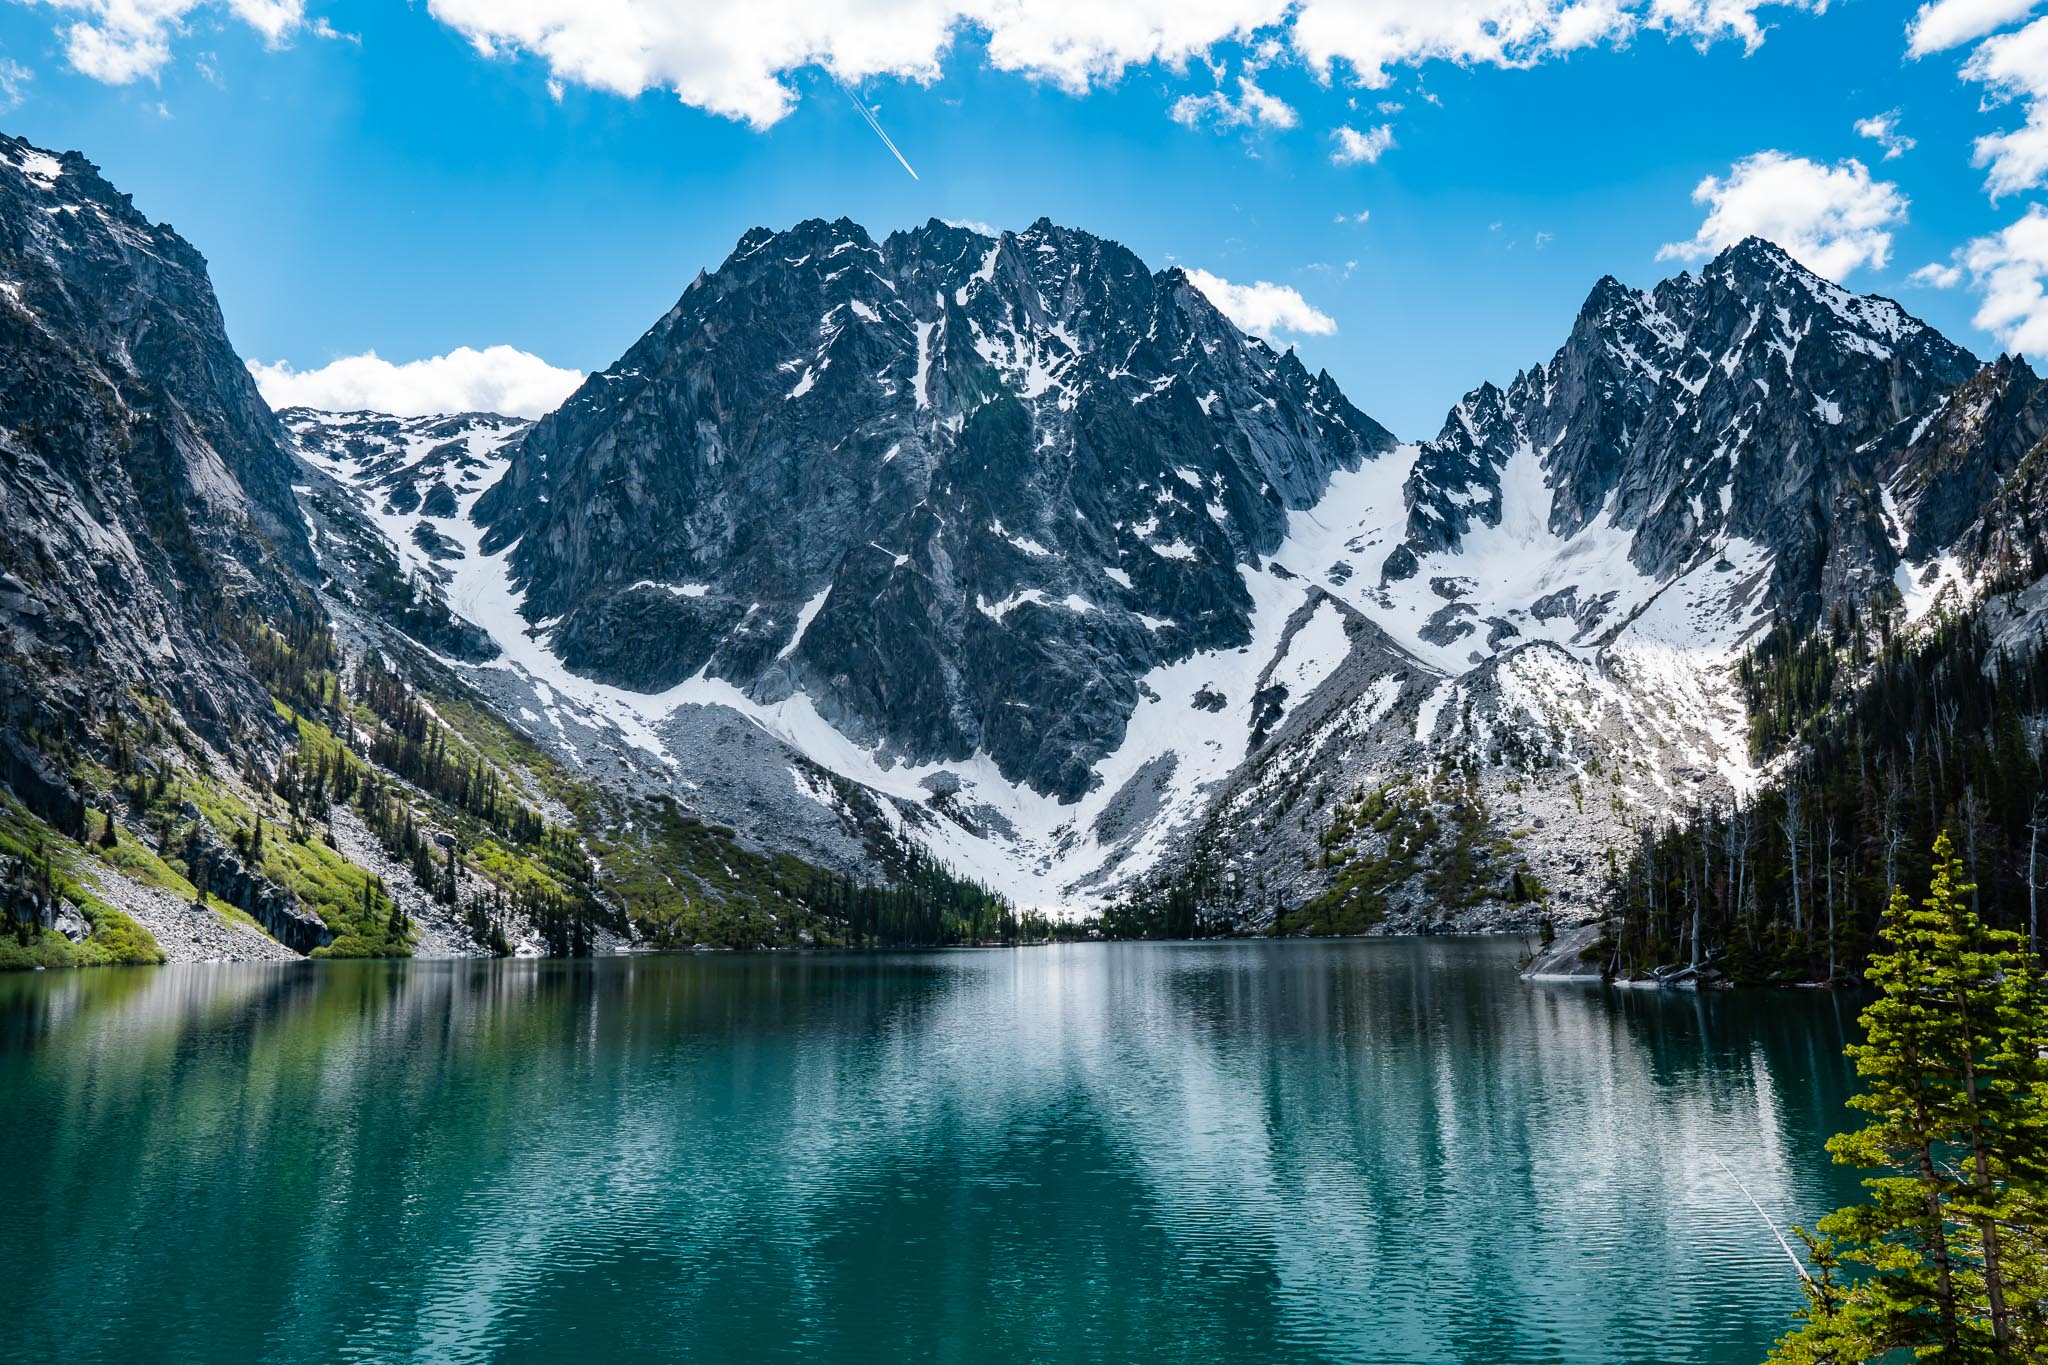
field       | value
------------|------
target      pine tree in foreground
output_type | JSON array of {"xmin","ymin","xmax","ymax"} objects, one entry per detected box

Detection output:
[{"xmin": 1771, "ymin": 831, "xmax": 2048, "ymax": 1363}]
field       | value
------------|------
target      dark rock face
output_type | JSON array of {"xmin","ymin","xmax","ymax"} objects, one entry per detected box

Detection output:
[
  {"xmin": 1867, "ymin": 355, "xmax": 2048, "ymax": 570},
  {"xmin": 0, "ymin": 133, "xmax": 313, "ymax": 822},
  {"xmin": 1390, "ymin": 237, "xmax": 1979, "ymax": 626},
  {"xmin": 473, "ymin": 216, "xmax": 1396, "ymax": 799},
  {"xmin": 178, "ymin": 832, "xmax": 333, "ymax": 953},
  {"xmin": 0, "ymin": 137, "xmax": 309, "ymax": 572}
]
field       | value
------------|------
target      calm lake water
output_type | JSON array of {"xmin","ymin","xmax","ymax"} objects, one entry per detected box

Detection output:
[{"xmin": 0, "ymin": 939, "xmax": 1865, "ymax": 1364}]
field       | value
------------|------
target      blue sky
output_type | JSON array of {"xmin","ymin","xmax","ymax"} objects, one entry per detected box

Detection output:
[{"xmin": 0, "ymin": 0, "xmax": 2043, "ymax": 436}]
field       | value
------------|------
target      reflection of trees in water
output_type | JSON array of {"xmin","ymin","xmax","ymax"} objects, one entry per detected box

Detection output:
[
  {"xmin": 1044, "ymin": 942, "xmax": 1866, "ymax": 1362},
  {"xmin": 0, "ymin": 948, "xmax": 1865, "ymax": 1363}
]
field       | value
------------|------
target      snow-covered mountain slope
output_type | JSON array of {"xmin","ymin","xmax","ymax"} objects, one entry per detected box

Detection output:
[
  {"xmin": 1194, "ymin": 447, "xmax": 1778, "ymax": 930},
  {"xmin": 292, "ymin": 406, "xmax": 1765, "ymax": 918},
  {"xmin": 288, "ymin": 230, "xmax": 2033, "ymax": 925},
  {"xmin": 1386, "ymin": 240, "xmax": 1975, "ymax": 626},
  {"xmin": 289, "ymin": 399, "xmax": 1412, "ymax": 901},
  {"xmin": 470, "ymin": 217, "xmax": 1395, "ymax": 804},
  {"xmin": 288, "ymin": 409, "xmax": 532, "ymax": 662},
  {"xmin": 285, "ymin": 407, "xmax": 928, "ymax": 883}
]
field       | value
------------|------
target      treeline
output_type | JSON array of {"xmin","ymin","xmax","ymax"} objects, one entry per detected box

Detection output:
[
  {"xmin": 807, "ymin": 845, "xmax": 1054, "ymax": 946},
  {"xmin": 354, "ymin": 553, "xmax": 494, "ymax": 661},
  {"xmin": 351, "ymin": 653, "xmax": 546, "ymax": 844},
  {"xmin": 1098, "ymin": 860, "xmax": 1243, "ymax": 939},
  {"xmin": 1603, "ymin": 601, "xmax": 2048, "ymax": 983},
  {"xmin": 289, "ymin": 649, "xmax": 1013, "ymax": 956},
  {"xmin": 228, "ymin": 615, "xmax": 1065, "ymax": 957},
  {"xmin": 223, "ymin": 605, "xmax": 343, "ymax": 716},
  {"xmin": 3, "ymin": 844, "xmax": 60, "ymax": 945},
  {"xmin": 266, "ymin": 650, "xmax": 615, "ymax": 956}
]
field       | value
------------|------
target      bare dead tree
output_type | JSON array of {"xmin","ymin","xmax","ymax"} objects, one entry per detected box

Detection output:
[
  {"xmin": 1692, "ymin": 805, "xmax": 1715, "ymax": 972},
  {"xmin": 2030, "ymin": 795, "xmax": 2047, "ymax": 964},
  {"xmin": 1782, "ymin": 785, "xmax": 1804, "ymax": 935},
  {"xmin": 1883, "ymin": 765, "xmax": 1906, "ymax": 896},
  {"xmin": 1731, "ymin": 799, "xmax": 1753, "ymax": 922},
  {"xmin": 1961, "ymin": 783, "xmax": 1988, "ymax": 920},
  {"xmin": 1824, "ymin": 816, "xmax": 1838, "ymax": 983}
]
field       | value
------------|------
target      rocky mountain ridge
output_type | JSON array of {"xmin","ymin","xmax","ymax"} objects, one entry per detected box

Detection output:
[
  {"xmin": 8, "ymin": 124, "xmax": 2048, "ymax": 956},
  {"xmin": 470, "ymin": 215, "xmax": 1395, "ymax": 802},
  {"xmin": 334, "ymin": 223, "xmax": 2033, "ymax": 926},
  {"xmin": 1386, "ymin": 239, "xmax": 1977, "ymax": 630}
]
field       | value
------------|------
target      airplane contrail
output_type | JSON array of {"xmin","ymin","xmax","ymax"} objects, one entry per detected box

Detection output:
[{"xmin": 836, "ymin": 76, "xmax": 920, "ymax": 182}]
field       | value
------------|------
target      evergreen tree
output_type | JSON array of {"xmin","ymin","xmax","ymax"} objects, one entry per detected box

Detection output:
[
  {"xmin": 1772, "ymin": 831, "xmax": 2048, "ymax": 1362},
  {"xmin": 383, "ymin": 878, "xmax": 407, "ymax": 941}
]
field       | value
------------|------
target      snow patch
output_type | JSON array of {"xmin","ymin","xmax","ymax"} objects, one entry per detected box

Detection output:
[
  {"xmin": 11, "ymin": 150, "xmax": 61, "ymax": 187},
  {"xmin": 777, "ymin": 586, "xmax": 833, "ymax": 660}
]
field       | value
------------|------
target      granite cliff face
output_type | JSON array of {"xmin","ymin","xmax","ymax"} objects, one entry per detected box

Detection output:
[
  {"xmin": 471, "ymin": 217, "xmax": 1395, "ymax": 800},
  {"xmin": 1866, "ymin": 354, "xmax": 2048, "ymax": 577},
  {"xmin": 0, "ymin": 137, "xmax": 635, "ymax": 966},
  {"xmin": 0, "ymin": 133, "xmax": 311, "ymax": 827},
  {"xmin": 1386, "ymin": 239, "xmax": 1978, "ymax": 635}
]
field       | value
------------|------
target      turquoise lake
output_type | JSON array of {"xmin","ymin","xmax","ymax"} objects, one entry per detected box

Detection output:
[{"xmin": 0, "ymin": 938, "xmax": 1867, "ymax": 1363}]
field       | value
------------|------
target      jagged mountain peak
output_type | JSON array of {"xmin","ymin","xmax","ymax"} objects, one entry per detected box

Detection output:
[
  {"xmin": 25, "ymin": 122, "xmax": 2048, "ymax": 954},
  {"xmin": 1382, "ymin": 241, "xmax": 1977, "ymax": 630},
  {"xmin": 1574, "ymin": 272, "xmax": 1642, "ymax": 321},
  {"xmin": 251, "ymin": 214, "xmax": 2018, "ymax": 919},
  {"xmin": 1661, "ymin": 237, "xmax": 1939, "ymax": 377},
  {"xmin": 466, "ymin": 215, "xmax": 1395, "ymax": 802},
  {"xmin": 1709, "ymin": 232, "xmax": 1801, "ymax": 271}
]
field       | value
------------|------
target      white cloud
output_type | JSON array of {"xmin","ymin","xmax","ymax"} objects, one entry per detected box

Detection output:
[
  {"xmin": 1294, "ymin": 0, "xmax": 1630, "ymax": 84},
  {"xmin": 1656, "ymin": 151, "xmax": 1907, "ymax": 281},
  {"xmin": 1333, "ymin": 208, "xmax": 1370, "ymax": 223},
  {"xmin": 1330, "ymin": 123, "xmax": 1394, "ymax": 165},
  {"xmin": 1954, "ymin": 205, "xmax": 2048, "ymax": 356},
  {"xmin": 1904, "ymin": 0, "xmax": 2041, "ymax": 54},
  {"xmin": 1291, "ymin": 0, "xmax": 1818, "ymax": 86},
  {"xmin": 1853, "ymin": 109, "xmax": 1915, "ymax": 159},
  {"xmin": 1910, "ymin": 261, "xmax": 1964, "ymax": 287},
  {"xmin": 414, "ymin": 0, "xmax": 1287, "ymax": 129},
  {"xmin": 0, "ymin": 58, "xmax": 29, "ymax": 112},
  {"xmin": 247, "ymin": 346, "xmax": 585, "ymax": 418},
  {"xmin": 1958, "ymin": 15, "xmax": 2048, "ymax": 199},
  {"xmin": 1169, "ymin": 74, "xmax": 1297, "ymax": 132},
  {"xmin": 34, "ymin": 0, "xmax": 304, "ymax": 84},
  {"xmin": 25, "ymin": 0, "xmax": 1831, "ymax": 128},
  {"xmin": 444, "ymin": 0, "xmax": 1820, "ymax": 122},
  {"xmin": 1182, "ymin": 267, "xmax": 1337, "ymax": 338}
]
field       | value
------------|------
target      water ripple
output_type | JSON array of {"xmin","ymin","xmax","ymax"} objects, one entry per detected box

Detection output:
[{"xmin": 0, "ymin": 941, "xmax": 1863, "ymax": 1364}]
